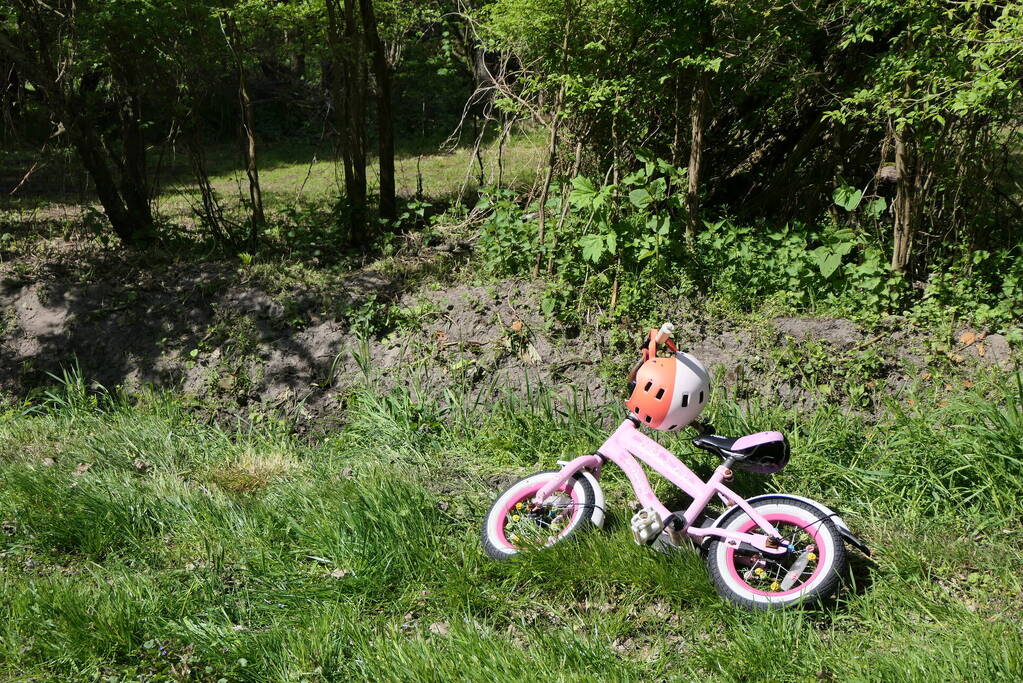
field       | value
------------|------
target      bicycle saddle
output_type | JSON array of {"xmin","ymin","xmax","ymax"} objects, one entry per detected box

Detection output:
[
  {"xmin": 692, "ymin": 434, "xmax": 740, "ymax": 454},
  {"xmin": 692, "ymin": 431, "xmax": 790, "ymax": 474}
]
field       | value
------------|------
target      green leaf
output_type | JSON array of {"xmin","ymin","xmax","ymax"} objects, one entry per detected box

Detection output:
[
  {"xmin": 833, "ymin": 185, "xmax": 863, "ymax": 211},
  {"xmin": 569, "ymin": 176, "xmax": 598, "ymax": 207},
  {"xmin": 833, "ymin": 241, "xmax": 855, "ymax": 257},
  {"xmin": 579, "ymin": 234, "xmax": 606, "ymax": 263},
  {"xmin": 649, "ymin": 177, "xmax": 667, "ymax": 200},
  {"xmin": 629, "ymin": 188, "xmax": 652, "ymax": 209},
  {"xmin": 634, "ymin": 147, "xmax": 654, "ymax": 164},
  {"xmin": 818, "ymin": 252, "xmax": 844, "ymax": 278},
  {"xmin": 864, "ymin": 198, "xmax": 887, "ymax": 220},
  {"xmin": 605, "ymin": 231, "xmax": 617, "ymax": 255},
  {"xmin": 622, "ymin": 169, "xmax": 647, "ymax": 186}
]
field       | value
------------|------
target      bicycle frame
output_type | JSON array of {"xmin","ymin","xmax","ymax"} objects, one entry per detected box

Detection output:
[{"xmin": 533, "ymin": 419, "xmax": 789, "ymax": 554}]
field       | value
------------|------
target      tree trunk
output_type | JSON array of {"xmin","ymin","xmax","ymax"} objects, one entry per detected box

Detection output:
[
  {"xmin": 225, "ymin": 16, "xmax": 265, "ymax": 247},
  {"xmin": 359, "ymin": 0, "xmax": 396, "ymax": 221},
  {"xmin": 325, "ymin": 0, "xmax": 368, "ymax": 245},
  {"xmin": 547, "ymin": 139, "xmax": 583, "ymax": 275},
  {"xmin": 344, "ymin": 0, "xmax": 368, "ymax": 244},
  {"xmin": 323, "ymin": 2, "xmax": 350, "ymax": 184},
  {"xmin": 0, "ymin": 9, "xmax": 148, "ymax": 246},
  {"xmin": 533, "ymin": 11, "xmax": 571, "ymax": 276},
  {"xmin": 238, "ymin": 67, "xmax": 265, "ymax": 244},
  {"xmin": 891, "ymin": 127, "xmax": 914, "ymax": 274},
  {"xmin": 118, "ymin": 88, "xmax": 153, "ymax": 235},
  {"xmin": 686, "ymin": 70, "xmax": 707, "ymax": 247},
  {"xmin": 533, "ymin": 113, "xmax": 560, "ymax": 277},
  {"xmin": 68, "ymin": 121, "xmax": 140, "ymax": 244}
]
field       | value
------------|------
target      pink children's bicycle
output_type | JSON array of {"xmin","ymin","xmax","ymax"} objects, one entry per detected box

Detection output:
[{"xmin": 481, "ymin": 323, "xmax": 869, "ymax": 609}]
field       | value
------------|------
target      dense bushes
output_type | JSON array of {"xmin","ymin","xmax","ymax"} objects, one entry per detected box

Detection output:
[
  {"xmin": 479, "ymin": 0, "xmax": 1023, "ymax": 277},
  {"xmin": 476, "ymin": 165, "xmax": 1023, "ymax": 338}
]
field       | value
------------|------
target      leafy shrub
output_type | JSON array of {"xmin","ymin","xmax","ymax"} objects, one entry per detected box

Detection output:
[
  {"xmin": 477, "ymin": 188, "xmax": 538, "ymax": 276},
  {"xmin": 694, "ymin": 220, "xmax": 907, "ymax": 315},
  {"xmin": 475, "ymin": 153, "xmax": 1022, "ymax": 342},
  {"xmin": 913, "ymin": 247, "xmax": 1023, "ymax": 338}
]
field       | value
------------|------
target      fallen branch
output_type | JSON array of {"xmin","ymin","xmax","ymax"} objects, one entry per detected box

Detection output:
[
  {"xmin": 9, "ymin": 160, "xmax": 45, "ymax": 196},
  {"xmin": 849, "ymin": 333, "xmax": 886, "ymax": 353}
]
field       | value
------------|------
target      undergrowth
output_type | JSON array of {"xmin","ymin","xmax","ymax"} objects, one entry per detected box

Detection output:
[
  {"xmin": 474, "ymin": 171, "xmax": 1023, "ymax": 344},
  {"xmin": 2, "ymin": 369, "xmax": 1022, "ymax": 680}
]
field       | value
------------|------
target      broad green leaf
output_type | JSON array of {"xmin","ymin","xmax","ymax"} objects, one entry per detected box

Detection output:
[
  {"xmin": 579, "ymin": 234, "xmax": 606, "ymax": 263},
  {"xmin": 833, "ymin": 185, "xmax": 863, "ymax": 211},
  {"xmin": 649, "ymin": 177, "xmax": 667, "ymax": 200},
  {"xmin": 629, "ymin": 188, "xmax": 652, "ymax": 209},
  {"xmin": 818, "ymin": 252, "xmax": 844, "ymax": 278},
  {"xmin": 833, "ymin": 241, "xmax": 855, "ymax": 257},
  {"xmin": 622, "ymin": 169, "xmax": 647, "ymax": 186},
  {"xmin": 570, "ymin": 176, "xmax": 598, "ymax": 207},
  {"xmin": 865, "ymin": 198, "xmax": 887, "ymax": 220}
]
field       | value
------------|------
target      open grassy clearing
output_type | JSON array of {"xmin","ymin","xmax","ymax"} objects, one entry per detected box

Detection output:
[
  {"xmin": 2, "ymin": 367, "xmax": 1022, "ymax": 681},
  {"xmin": 0, "ymin": 133, "xmax": 544, "ymax": 225}
]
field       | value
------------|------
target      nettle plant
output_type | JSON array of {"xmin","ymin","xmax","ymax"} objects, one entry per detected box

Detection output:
[
  {"xmin": 913, "ymin": 247, "xmax": 1023, "ymax": 340},
  {"xmin": 569, "ymin": 150, "xmax": 687, "ymax": 271},
  {"xmin": 696, "ymin": 220, "xmax": 906, "ymax": 314},
  {"xmin": 477, "ymin": 188, "xmax": 536, "ymax": 275}
]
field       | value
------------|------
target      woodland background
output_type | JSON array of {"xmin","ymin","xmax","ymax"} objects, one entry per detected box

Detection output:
[{"xmin": 2, "ymin": 1, "xmax": 1023, "ymax": 680}]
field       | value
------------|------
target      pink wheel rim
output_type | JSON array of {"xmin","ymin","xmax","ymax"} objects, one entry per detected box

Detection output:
[
  {"xmin": 493, "ymin": 478, "xmax": 583, "ymax": 550},
  {"xmin": 724, "ymin": 512, "xmax": 827, "ymax": 598}
]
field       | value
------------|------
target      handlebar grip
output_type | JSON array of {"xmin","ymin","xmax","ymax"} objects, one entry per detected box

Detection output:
[{"xmin": 629, "ymin": 323, "xmax": 676, "ymax": 384}]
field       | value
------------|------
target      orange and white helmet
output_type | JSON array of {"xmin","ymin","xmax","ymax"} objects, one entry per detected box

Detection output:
[{"xmin": 626, "ymin": 330, "xmax": 710, "ymax": 431}]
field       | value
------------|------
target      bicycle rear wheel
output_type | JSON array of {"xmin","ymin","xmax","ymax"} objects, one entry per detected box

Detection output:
[{"xmin": 705, "ymin": 496, "xmax": 845, "ymax": 609}]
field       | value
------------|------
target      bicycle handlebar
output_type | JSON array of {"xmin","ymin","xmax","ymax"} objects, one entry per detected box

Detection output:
[{"xmin": 626, "ymin": 322, "xmax": 676, "ymax": 383}]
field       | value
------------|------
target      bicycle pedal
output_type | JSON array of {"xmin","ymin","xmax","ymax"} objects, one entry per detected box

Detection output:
[{"xmin": 630, "ymin": 507, "xmax": 664, "ymax": 545}]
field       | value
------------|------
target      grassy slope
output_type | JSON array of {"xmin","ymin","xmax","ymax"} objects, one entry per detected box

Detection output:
[
  {"xmin": 2, "ymin": 367, "xmax": 1022, "ymax": 681},
  {"xmin": 3, "ymin": 138, "xmax": 1023, "ymax": 680}
]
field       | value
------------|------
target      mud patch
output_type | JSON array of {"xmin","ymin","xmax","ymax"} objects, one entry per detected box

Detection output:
[
  {"xmin": 772, "ymin": 316, "xmax": 862, "ymax": 350},
  {"xmin": 0, "ymin": 246, "xmax": 1016, "ymax": 424}
]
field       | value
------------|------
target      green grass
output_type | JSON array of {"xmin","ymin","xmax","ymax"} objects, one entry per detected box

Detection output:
[
  {"xmin": 154, "ymin": 133, "xmax": 542, "ymax": 219},
  {"xmin": 1, "ymin": 130, "xmax": 543, "ymax": 208},
  {"xmin": 2, "ymin": 367, "xmax": 1022, "ymax": 681}
]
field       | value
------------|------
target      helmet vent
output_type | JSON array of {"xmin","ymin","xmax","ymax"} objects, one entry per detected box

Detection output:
[
  {"xmin": 643, "ymin": 381, "xmax": 653, "ymax": 392},
  {"xmin": 667, "ymin": 424, "xmax": 678, "ymax": 431},
  {"xmin": 699, "ymin": 391, "xmax": 704, "ymax": 404},
  {"xmin": 645, "ymin": 415, "xmax": 652, "ymax": 423},
  {"xmin": 655, "ymin": 388, "xmax": 665, "ymax": 400},
  {"xmin": 681, "ymin": 394, "xmax": 689, "ymax": 408}
]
